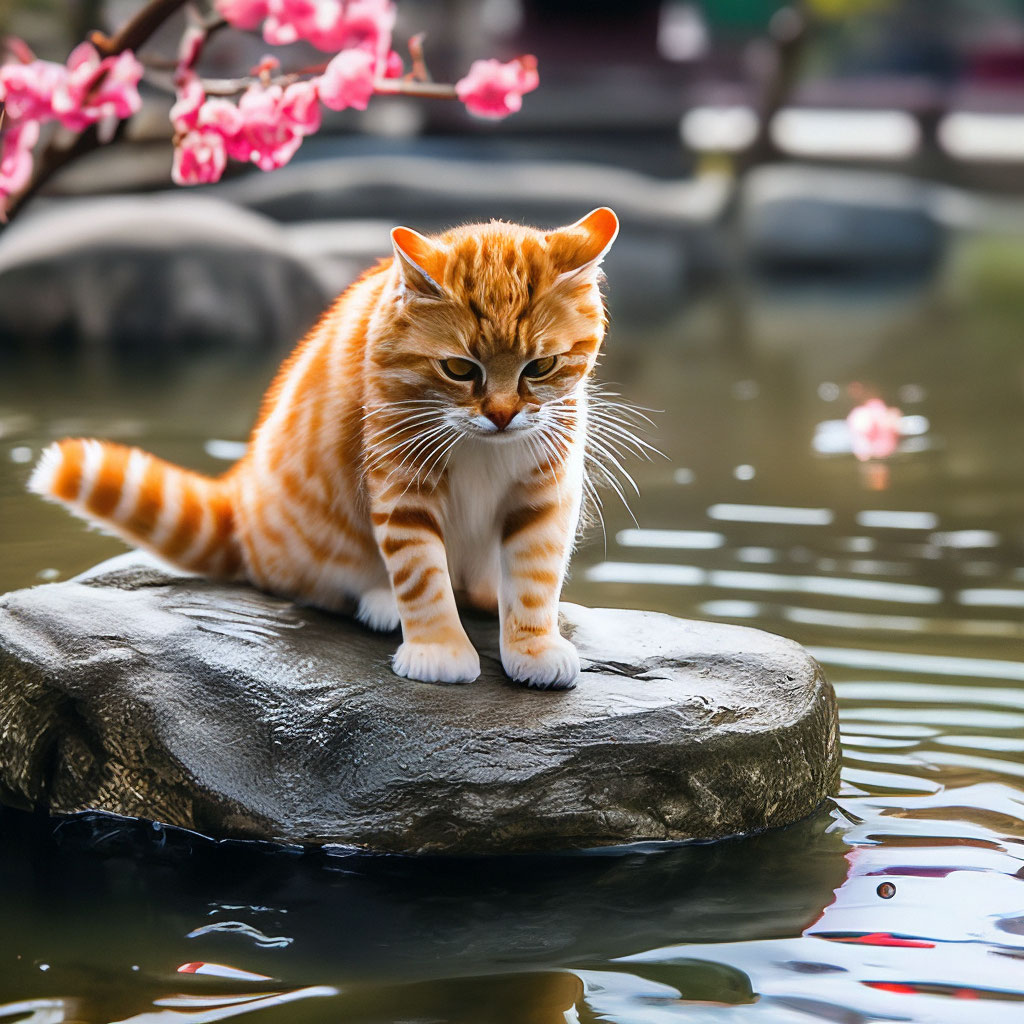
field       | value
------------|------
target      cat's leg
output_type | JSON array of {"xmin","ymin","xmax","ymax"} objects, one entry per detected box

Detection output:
[
  {"xmin": 370, "ymin": 497, "xmax": 480, "ymax": 684},
  {"xmin": 498, "ymin": 485, "xmax": 581, "ymax": 690}
]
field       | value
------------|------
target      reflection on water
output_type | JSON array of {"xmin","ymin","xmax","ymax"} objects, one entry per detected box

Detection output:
[{"xmin": 1, "ymin": 224, "xmax": 1024, "ymax": 1021}]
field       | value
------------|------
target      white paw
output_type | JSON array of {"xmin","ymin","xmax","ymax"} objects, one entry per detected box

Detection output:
[
  {"xmin": 356, "ymin": 586, "xmax": 400, "ymax": 632},
  {"xmin": 392, "ymin": 639, "xmax": 481, "ymax": 684},
  {"xmin": 501, "ymin": 633, "xmax": 580, "ymax": 690}
]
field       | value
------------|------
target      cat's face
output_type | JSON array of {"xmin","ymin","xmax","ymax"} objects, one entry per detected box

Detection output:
[{"xmin": 369, "ymin": 209, "xmax": 618, "ymax": 448}]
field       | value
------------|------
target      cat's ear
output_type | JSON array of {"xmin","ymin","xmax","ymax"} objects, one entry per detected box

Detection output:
[
  {"xmin": 391, "ymin": 226, "xmax": 448, "ymax": 298},
  {"xmin": 546, "ymin": 207, "xmax": 619, "ymax": 278}
]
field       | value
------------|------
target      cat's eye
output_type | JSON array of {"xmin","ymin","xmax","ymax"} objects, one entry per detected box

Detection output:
[
  {"xmin": 439, "ymin": 357, "xmax": 478, "ymax": 382},
  {"xmin": 522, "ymin": 356, "xmax": 557, "ymax": 380}
]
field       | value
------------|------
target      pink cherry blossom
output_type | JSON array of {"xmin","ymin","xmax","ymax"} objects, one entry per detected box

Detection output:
[
  {"xmin": 198, "ymin": 97, "xmax": 245, "ymax": 139},
  {"xmin": 170, "ymin": 72, "xmax": 205, "ymax": 131},
  {"xmin": 172, "ymin": 129, "xmax": 228, "ymax": 185},
  {"xmin": 51, "ymin": 43, "xmax": 143, "ymax": 131},
  {"xmin": 0, "ymin": 58, "xmax": 63, "ymax": 123},
  {"xmin": 228, "ymin": 82, "xmax": 304, "ymax": 170},
  {"xmin": 334, "ymin": 0, "xmax": 396, "ymax": 69},
  {"xmin": 263, "ymin": 0, "xmax": 335, "ymax": 48},
  {"xmin": 846, "ymin": 399, "xmax": 903, "ymax": 461},
  {"xmin": 177, "ymin": 26, "xmax": 206, "ymax": 74},
  {"xmin": 216, "ymin": 0, "xmax": 269, "ymax": 31},
  {"xmin": 383, "ymin": 49, "xmax": 404, "ymax": 78},
  {"xmin": 455, "ymin": 55, "xmax": 539, "ymax": 119},
  {"xmin": 318, "ymin": 48, "xmax": 375, "ymax": 111},
  {"xmin": 0, "ymin": 119, "xmax": 39, "ymax": 210},
  {"xmin": 280, "ymin": 80, "xmax": 321, "ymax": 135}
]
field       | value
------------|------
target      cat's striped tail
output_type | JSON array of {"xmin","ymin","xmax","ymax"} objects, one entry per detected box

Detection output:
[{"xmin": 29, "ymin": 439, "xmax": 244, "ymax": 578}]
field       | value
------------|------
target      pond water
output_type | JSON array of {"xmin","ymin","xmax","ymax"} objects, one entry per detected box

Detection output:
[{"xmin": 0, "ymin": 226, "xmax": 1023, "ymax": 1022}]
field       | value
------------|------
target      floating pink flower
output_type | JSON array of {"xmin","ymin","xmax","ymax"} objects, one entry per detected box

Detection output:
[
  {"xmin": 847, "ymin": 399, "xmax": 902, "ymax": 462},
  {"xmin": 172, "ymin": 129, "xmax": 227, "ymax": 185},
  {"xmin": 455, "ymin": 55, "xmax": 538, "ymax": 119},
  {"xmin": 52, "ymin": 43, "xmax": 143, "ymax": 131},
  {"xmin": 0, "ymin": 119, "xmax": 39, "ymax": 209},
  {"xmin": 216, "ymin": 0, "xmax": 269, "ymax": 31},
  {"xmin": 318, "ymin": 48, "xmax": 375, "ymax": 111},
  {"xmin": 0, "ymin": 57, "xmax": 63, "ymax": 123}
]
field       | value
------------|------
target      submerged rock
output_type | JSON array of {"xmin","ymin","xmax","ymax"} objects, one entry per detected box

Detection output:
[{"xmin": 0, "ymin": 554, "xmax": 839, "ymax": 853}]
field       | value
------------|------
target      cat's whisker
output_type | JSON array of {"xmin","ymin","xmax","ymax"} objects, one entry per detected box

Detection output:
[
  {"xmin": 583, "ymin": 453, "xmax": 639, "ymax": 528},
  {"xmin": 361, "ymin": 399, "xmax": 447, "ymax": 422},
  {"xmin": 587, "ymin": 414, "xmax": 664, "ymax": 459}
]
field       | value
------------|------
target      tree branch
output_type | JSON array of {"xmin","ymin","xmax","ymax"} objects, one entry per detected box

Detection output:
[
  {"xmin": 5, "ymin": 0, "xmax": 192, "ymax": 223},
  {"xmin": 89, "ymin": 0, "xmax": 191, "ymax": 57}
]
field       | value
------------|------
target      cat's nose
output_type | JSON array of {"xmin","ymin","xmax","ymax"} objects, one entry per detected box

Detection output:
[{"xmin": 486, "ymin": 408, "xmax": 515, "ymax": 431}]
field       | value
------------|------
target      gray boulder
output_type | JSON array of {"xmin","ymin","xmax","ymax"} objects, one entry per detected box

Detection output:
[
  {"xmin": 0, "ymin": 554, "xmax": 839, "ymax": 853},
  {"xmin": 0, "ymin": 195, "xmax": 332, "ymax": 354}
]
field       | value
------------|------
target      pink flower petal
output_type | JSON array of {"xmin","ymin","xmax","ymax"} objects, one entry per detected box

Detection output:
[
  {"xmin": 455, "ymin": 55, "xmax": 539, "ymax": 120},
  {"xmin": 0, "ymin": 119, "xmax": 39, "ymax": 196},
  {"xmin": 847, "ymin": 399, "xmax": 903, "ymax": 462},
  {"xmin": 281, "ymin": 80, "xmax": 321, "ymax": 136},
  {"xmin": 0, "ymin": 58, "xmax": 64, "ymax": 123},
  {"xmin": 318, "ymin": 48, "xmax": 375, "ymax": 111},
  {"xmin": 215, "ymin": 0, "xmax": 269, "ymax": 31},
  {"xmin": 173, "ymin": 129, "xmax": 227, "ymax": 185}
]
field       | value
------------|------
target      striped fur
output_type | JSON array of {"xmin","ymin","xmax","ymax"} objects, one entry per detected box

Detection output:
[{"xmin": 30, "ymin": 208, "xmax": 620, "ymax": 688}]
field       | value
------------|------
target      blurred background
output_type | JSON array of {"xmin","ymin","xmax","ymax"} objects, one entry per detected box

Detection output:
[{"xmin": 3, "ymin": 2, "xmax": 1024, "ymax": 1022}]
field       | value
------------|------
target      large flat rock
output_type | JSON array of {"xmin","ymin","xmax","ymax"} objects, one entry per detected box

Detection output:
[{"xmin": 0, "ymin": 555, "xmax": 839, "ymax": 853}]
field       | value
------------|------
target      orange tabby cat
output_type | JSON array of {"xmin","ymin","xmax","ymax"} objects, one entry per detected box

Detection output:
[{"xmin": 30, "ymin": 208, "xmax": 622, "ymax": 688}]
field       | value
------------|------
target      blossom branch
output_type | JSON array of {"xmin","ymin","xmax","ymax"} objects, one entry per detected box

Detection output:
[
  {"xmin": 1, "ymin": 0, "xmax": 539, "ymax": 219},
  {"xmin": 89, "ymin": 0, "xmax": 190, "ymax": 57},
  {"xmin": 198, "ymin": 72, "xmax": 456, "ymax": 99}
]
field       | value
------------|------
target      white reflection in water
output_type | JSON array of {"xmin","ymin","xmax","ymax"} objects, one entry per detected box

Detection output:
[
  {"xmin": 932, "ymin": 530, "xmax": 1000, "ymax": 549},
  {"xmin": 836, "ymin": 681, "xmax": 1024, "ymax": 705},
  {"xmin": 840, "ymin": 536, "xmax": 876, "ymax": 553},
  {"xmin": 698, "ymin": 600, "xmax": 763, "ymax": 618},
  {"xmin": 707, "ymin": 503, "xmax": 834, "ymax": 525},
  {"xmin": 735, "ymin": 546, "xmax": 777, "ymax": 564},
  {"xmin": 840, "ymin": 767, "xmax": 943, "ymax": 794},
  {"xmin": 784, "ymin": 605, "xmax": 1022, "ymax": 638},
  {"xmin": 711, "ymin": 570, "xmax": 940, "ymax": 603},
  {"xmin": 586, "ymin": 561, "xmax": 942, "ymax": 603},
  {"xmin": 842, "ymin": 707, "xmax": 1024, "ymax": 729},
  {"xmin": 813, "ymin": 647, "xmax": 1024, "ymax": 681},
  {"xmin": 958, "ymin": 588, "xmax": 1024, "ymax": 608},
  {"xmin": 585, "ymin": 562, "xmax": 705, "ymax": 586},
  {"xmin": 204, "ymin": 439, "xmax": 248, "ymax": 462},
  {"xmin": 615, "ymin": 528, "xmax": 725, "ymax": 550},
  {"xmin": 856, "ymin": 510, "xmax": 940, "ymax": 530},
  {"xmin": 935, "ymin": 735, "xmax": 1024, "ymax": 753},
  {"xmin": 925, "ymin": 751, "xmax": 1024, "ymax": 780},
  {"xmin": 786, "ymin": 607, "xmax": 929, "ymax": 631},
  {"xmin": 840, "ymin": 734, "xmax": 921, "ymax": 749}
]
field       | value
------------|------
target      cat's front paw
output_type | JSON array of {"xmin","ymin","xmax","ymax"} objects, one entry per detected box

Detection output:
[
  {"xmin": 502, "ymin": 633, "xmax": 580, "ymax": 690},
  {"xmin": 392, "ymin": 639, "xmax": 481, "ymax": 684}
]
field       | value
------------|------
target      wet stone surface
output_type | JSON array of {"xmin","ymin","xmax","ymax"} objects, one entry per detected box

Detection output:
[{"xmin": 0, "ymin": 554, "xmax": 840, "ymax": 853}]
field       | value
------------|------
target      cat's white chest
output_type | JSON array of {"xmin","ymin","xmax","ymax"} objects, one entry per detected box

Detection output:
[{"xmin": 443, "ymin": 440, "xmax": 533, "ymax": 590}]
